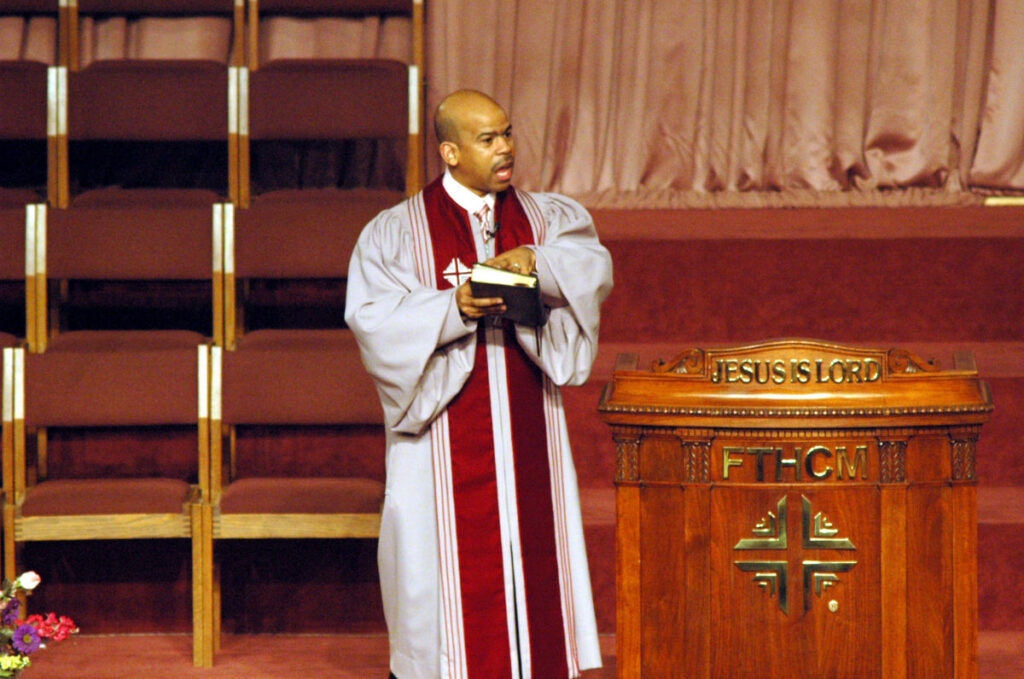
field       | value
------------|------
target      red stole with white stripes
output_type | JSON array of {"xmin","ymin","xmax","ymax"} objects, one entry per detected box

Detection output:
[{"xmin": 412, "ymin": 176, "xmax": 573, "ymax": 678}]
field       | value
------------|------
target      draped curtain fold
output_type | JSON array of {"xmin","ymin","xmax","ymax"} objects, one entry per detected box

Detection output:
[{"xmin": 426, "ymin": 0, "xmax": 1024, "ymax": 206}]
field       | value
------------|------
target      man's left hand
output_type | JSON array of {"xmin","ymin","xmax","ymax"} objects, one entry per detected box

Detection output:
[{"xmin": 485, "ymin": 246, "xmax": 536, "ymax": 275}]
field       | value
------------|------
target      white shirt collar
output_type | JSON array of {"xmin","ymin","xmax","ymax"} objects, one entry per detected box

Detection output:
[{"xmin": 442, "ymin": 169, "xmax": 496, "ymax": 215}]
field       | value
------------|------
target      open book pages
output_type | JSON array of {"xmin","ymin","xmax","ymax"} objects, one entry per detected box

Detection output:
[{"xmin": 470, "ymin": 263, "xmax": 538, "ymax": 288}]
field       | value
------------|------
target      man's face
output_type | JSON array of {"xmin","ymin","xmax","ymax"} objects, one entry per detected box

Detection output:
[{"xmin": 447, "ymin": 102, "xmax": 515, "ymax": 196}]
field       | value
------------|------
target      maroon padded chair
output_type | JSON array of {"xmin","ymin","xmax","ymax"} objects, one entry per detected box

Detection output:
[
  {"xmin": 2, "ymin": 342, "xmax": 212, "ymax": 663},
  {"xmin": 204, "ymin": 333, "xmax": 384, "ymax": 655}
]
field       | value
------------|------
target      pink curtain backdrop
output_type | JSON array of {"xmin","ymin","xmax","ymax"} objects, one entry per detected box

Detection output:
[
  {"xmin": 3, "ymin": 2, "xmax": 1024, "ymax": 205},
  {"xmin": 77, "ymin": 16, "xmax": 233, "ymax": 66},
  {"xmin": 426, "ymin": 0, "xmax": 1024, "ymax": 205},
  {"xmin": 0, "ymin": 15, "xmax": 56, "ymax": 63}
]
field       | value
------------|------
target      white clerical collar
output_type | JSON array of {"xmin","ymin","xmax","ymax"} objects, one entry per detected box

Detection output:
[{"xmin": 443, "ymin": 169, "xmax": 496, "ymax": 215}]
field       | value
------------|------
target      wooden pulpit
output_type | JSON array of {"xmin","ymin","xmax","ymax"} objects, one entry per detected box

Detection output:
[{"xmin": 599, "ymin": 339, "xmax": 992, "ymax": 679}]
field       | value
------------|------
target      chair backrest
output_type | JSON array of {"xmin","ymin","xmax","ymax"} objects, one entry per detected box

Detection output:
[
  {"xmin": 47, "ymin": 204, "xmax": 215, "ymax": 280},
  {"xmin": 54, "ymin": 59, "xmax": 232, "ymax": 206},
  {"xmin": 248, "ymin": 59, "xmax": 408, "ymax": 141},
  {"xmin": 211, "ymin": 336, "xmax": 383, "ymax": 495},
  {"xmin": 231, "ymin": 192, "xmax": 382, "ymax": 280},
  {"xmin": 219, "ymin": 332, "xmax": 381, "ymax": 426},
  {"xmin": 24, "ymin": 340, "xmax": 203, "ymax": 428},
  {"xmin": 0, "ymin": 1, "xmax": 58, "ymax": 10},
  {"xmin": 0, "ymin": 208, "xmax": 26, "ymax": 282},
  {"xmin": 68, "ymin": 60, "xmax": 227, "ymax": 141},
  {"xmin": 222, "ymin": 192, "xmax": 394, "ymax": 344}
]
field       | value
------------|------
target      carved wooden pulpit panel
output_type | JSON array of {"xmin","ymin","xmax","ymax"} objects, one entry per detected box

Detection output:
[{"xmin": 599, "ymin": 339, "xmax": 991, "ymax": 679}]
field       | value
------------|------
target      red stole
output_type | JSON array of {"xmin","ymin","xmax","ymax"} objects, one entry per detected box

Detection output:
[{"xmin": 419, "ymin": 176, "xmax": 570, "ymax": 679}]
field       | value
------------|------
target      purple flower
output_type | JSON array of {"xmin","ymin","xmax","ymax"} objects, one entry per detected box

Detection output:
[
  {"xmin": 11, "ymin": 623, "xmax": 41, "ymax": 654},
  {"xmin": 0, "ymin": 599, "xmax": 19, "ymax": 626}
]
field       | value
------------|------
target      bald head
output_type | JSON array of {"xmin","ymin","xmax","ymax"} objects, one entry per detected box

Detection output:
[
  {"xmin": 434, "ymin": 90, "xmax": 504, "ymax": 145},
  {"xmin": 434, "ymin": 90, "xmax": 515, "ymax": 196}
]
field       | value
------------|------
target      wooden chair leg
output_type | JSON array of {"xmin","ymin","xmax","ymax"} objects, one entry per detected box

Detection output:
[
  {"xmin": 213, "ymin": 555, "xmax": 222, "ymax": 653},
  {"xmin": 2, "ymin": 504, "xmax": 16, "ymax": 582},
  {"xmin": 191, "ymin": 502, "xmax": 214, "ymax": 667}
]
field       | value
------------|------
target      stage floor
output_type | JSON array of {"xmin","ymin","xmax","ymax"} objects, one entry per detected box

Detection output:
[{"xmin": 26, "ymin": 632, "xmax": 1023, "ymax": 678}]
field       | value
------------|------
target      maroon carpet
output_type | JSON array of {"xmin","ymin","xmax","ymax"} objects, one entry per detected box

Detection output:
[{"xmin": 23, "ymin": 632, "xmax": 1024, "ymax": 678}]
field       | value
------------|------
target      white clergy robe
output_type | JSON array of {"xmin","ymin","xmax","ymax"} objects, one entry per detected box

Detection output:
[{"xmin": 345, "ymin": 174, "xmax": 612, "ymax": 679}]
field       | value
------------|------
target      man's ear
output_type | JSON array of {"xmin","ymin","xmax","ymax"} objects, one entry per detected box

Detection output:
[{"xmin": 439, "ymin": 141, "xmax": 459, "ymax": 168}]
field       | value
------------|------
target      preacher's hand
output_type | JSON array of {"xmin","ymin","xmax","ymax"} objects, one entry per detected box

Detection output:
[
  {"xmin": 456, "ymin": 281, "xmax": 505, "ymax": 320},
  {"xmin": 484, "ymin": 246, "xmax": 536, "ymax": 275}
]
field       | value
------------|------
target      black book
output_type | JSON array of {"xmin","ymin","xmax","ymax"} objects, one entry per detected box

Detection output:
[{"xmin": 469, "ymin": 263, "xmax": 547, "ymax": 327}]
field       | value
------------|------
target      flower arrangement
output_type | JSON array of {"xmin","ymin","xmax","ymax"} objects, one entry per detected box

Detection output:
[{"xmin": 0, "ymin": 572, "xmax": 78, "ymax": 678}]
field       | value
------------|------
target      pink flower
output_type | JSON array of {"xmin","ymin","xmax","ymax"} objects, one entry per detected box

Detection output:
[
  {"xmin": 20, "ymin": 613, "xmax": 78, "ymax": 642},
  {"xmin": 52, "ymin": 616, "xmax": 78, "ymax": 642},
  {"xmin": 15, "ymin": 571, "xmax": 41, "ymax": 591}
]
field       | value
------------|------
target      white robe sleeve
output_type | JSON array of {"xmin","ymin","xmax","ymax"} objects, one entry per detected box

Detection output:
[
  {"xmin": 344, "ymin": 206, "xmax": 478, "ymax": 436},
  {"xmin": 515, "ymin": 193, "xmax": 614, "ymax": 386}
]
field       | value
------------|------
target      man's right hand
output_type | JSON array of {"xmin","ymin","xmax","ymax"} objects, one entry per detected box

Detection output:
[{"xmin": 456, "ymin": 281, "xmax": 505, "ymax": 320}]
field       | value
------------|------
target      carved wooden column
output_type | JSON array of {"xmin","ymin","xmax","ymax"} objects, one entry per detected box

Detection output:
[{"xmin": 611, "ymin": 426, "xmax": 642, "ymax": 679}]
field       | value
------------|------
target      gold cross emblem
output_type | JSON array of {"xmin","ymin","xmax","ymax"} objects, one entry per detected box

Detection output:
[{"xmin": 733, "ymin": 495, "xmax": 857, "ymax": 615}]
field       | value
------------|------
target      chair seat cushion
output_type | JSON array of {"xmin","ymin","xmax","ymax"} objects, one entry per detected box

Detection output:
[
  {"xmin": 223, "ymin": 330, "xmax": 382, "ymax": 425},
  {"xmin": 220, "ymin": 477, "xmax": 384, "ymax": 514},
  {"xmin": 21, "ymin": 478, "xmax": 192, "ymax": 516}
]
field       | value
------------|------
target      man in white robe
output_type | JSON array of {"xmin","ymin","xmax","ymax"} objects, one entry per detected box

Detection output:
[{"xmin": 345, "ymin": 90, "xmax": 612, "ymax": 679}]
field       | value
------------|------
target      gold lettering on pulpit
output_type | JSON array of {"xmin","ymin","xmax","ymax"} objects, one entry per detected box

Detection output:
[
  {"xmin": 711, "ymin": 357, "xmax": 883, "ymax": 384},
  {"xmin": 804, "ymin": 446, "xmax": 833, "ymax": 480},
  {"xmin": 836, "ymin": 445, "xmax": 868, "ymax": 480},
  {"xmin": 722, "ymin": 446, "xmax": 745, "ymax": 480},
  {"xmin": 722, "ymin": 444, "xmax": 871, "ymax": 483},
  {"xmin": 775, "ymin": 448, "xmax": 802, "ymax": 482}
]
